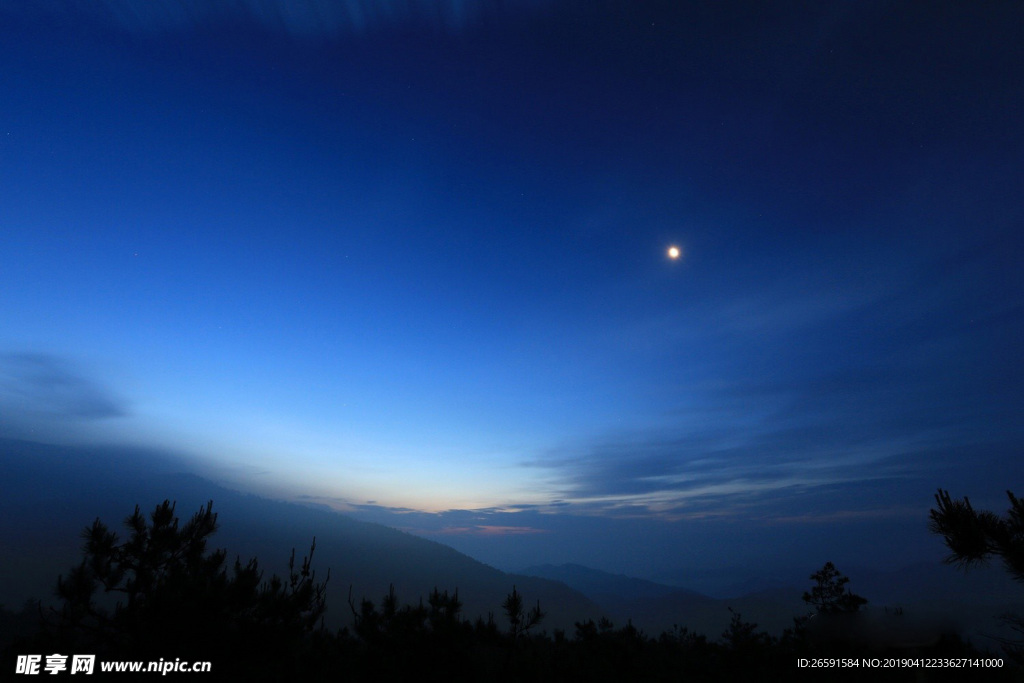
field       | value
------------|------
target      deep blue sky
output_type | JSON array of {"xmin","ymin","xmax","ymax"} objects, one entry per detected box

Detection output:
[{"xmin": 2, "ymin": 1, "xmax": 1022, "ymax": 582}]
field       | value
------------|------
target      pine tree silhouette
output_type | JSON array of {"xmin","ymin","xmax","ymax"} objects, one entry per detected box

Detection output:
[
  {"xmin": 801, "ymin": 562, "xmax": 867, "ymax": 614},
  {"xmin": 930, "ymin": 489, "xmax": 1024, "ymax": 580},
  {"xmin": 48, "ymin": 499, "xmax": 328, "ymax": 674},
  {"xmin": 501, "ymin": 585, "xmax": 544, "ymax": 640},
  {"xmin": 931, "ymin": 488, "xmax": 1024, "ymax": 663}
]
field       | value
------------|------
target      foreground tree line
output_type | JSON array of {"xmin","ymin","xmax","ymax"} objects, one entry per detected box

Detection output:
[{"xmin": 2, "ymin": 490, "xmax": 1022, "ymax": 681}]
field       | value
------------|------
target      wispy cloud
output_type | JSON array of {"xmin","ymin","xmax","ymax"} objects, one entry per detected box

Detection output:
[
  {"xmin": 0, "ymin": 352, "xmax": 126, "ymax": 422},
  {"xmin": 765, "ymin": 505, "xmax": 922, "ymax": 525},
  {"xmin": 431, "ymin": 525, "xmax": 549, "ymax": 536},
  {"xmin": 518, "ymin": 237, "xmax": 1024, "ymax": 519}
]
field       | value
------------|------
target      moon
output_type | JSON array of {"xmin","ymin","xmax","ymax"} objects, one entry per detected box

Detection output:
[{"xmin": 667, "ymin": 245, "xmax": 681, "ymax": 260}]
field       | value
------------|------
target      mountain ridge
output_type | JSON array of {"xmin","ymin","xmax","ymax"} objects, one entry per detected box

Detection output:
[
  {"xmin": 516, "ymin": 560, "xmax": 1024, "ymax": 643},
  {"xmin": 0, "ymin": 438, "xmax": 601, "ymax": 633}
]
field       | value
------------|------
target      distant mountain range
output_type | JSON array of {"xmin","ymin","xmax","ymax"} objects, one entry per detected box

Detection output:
[
  {"xmin": 3, "ymin": 437, "xmax": 1021, "ymax": 648},
  {"xmin": 519, "ymin": 562, "xmax": 799, "ymax": 637},
  {"xmin": 517, "ymin": 561, "xmax": 1024, "ymax": 646},
  {"xmin": 520, "ymin": 563, "xmax": 696, "ymax": 602},
  {"xmin": 0, "ymin": 438, "xmax": 601, "ymax": 633}
]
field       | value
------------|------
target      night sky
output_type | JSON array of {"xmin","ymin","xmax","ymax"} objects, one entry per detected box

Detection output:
[{"xmin": 2, "ymin": 1, "xmax": 1022, "ymax": 584}]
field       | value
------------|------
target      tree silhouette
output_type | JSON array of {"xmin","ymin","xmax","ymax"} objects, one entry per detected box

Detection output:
[
  {"xmin": 502, "ymin": 585, "xmax": 544, "ymax": 639},
  {"xmin": 721, "ymin": 607, "xmax": 774, "ymax": 650},
  {"xmin": 929, "ymin": 488, "xmax": 1024, "ymax": 581},
  {"xmin": 801, "ymin": 562, "xmax": 867, "ymax": 614},
  {"xmin": 49, "ymin": 499, "xmax": 328, "ymax": 666},
  {"xmin": 931, "ymin": 489, "xmax": 1024, "ymax": 664},
  {"xmin": 10, "ymin": 497, "xmax": 1015, "ymax": 679}
]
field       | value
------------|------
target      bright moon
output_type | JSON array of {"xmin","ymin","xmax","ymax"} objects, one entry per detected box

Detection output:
[{"xmin": 667, "ymin": 245, "xmax": 681, "ymax": 260}]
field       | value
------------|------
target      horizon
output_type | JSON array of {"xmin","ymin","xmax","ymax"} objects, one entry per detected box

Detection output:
[
  {"xmin": 2, "ymin": 1, "xmax": 1022, "ymax": 585},
  {"xmin": 0, "ymin": 433, "xmax": 1012, "ymax": 596}
]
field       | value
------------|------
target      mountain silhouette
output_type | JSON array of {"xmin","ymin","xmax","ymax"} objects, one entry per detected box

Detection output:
[
  {"xmin": 0, "ymin": 438, "xmax": 601, "ymax": 633},
  {"xmin": 518, "ymin": 560, "xmax": 1024, "ymax": 646}
]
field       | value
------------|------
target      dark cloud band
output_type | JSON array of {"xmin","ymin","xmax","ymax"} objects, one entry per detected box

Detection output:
[{"xmin": 0, "ymin": 352, "xmax": 126, "ymax": 421}]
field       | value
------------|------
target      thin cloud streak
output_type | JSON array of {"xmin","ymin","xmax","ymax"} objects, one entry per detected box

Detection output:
[
  {"xmin": 511, "ymin": 236, "xmax": 1024, "ymax": 519},
  {"xmin": 430, "ymin": 525, "xmax": 549, "ymax": 536},
  {"xmin": 0, "ymin": 352, "xmax": 126, "ymax": 422}
]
